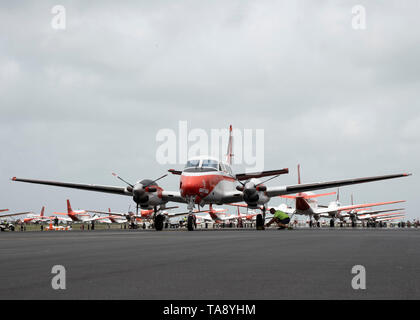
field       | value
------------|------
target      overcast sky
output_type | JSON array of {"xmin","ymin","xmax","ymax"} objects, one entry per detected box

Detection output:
[{"xmin": 0, "ymin": 1, "xmax": 418, "ymax": 219}]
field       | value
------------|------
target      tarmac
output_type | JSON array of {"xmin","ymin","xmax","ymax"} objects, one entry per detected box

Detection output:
[{"xmin": 0, "ymin": 228, "xmax": 419, "ymax": 299}]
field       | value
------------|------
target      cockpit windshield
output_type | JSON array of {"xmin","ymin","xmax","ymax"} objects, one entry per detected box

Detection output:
[
  {"xmin": 185, "ymin": 159, "xmax": 200, "ymax": 168},
  {"xmin": 201, "ymin": 159, "xmax": 219, "ymax": 170}
]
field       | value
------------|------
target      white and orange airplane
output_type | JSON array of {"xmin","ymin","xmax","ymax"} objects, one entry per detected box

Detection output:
[
  {"xmin": 193, "ymin": 204, "xmax": 241, "ymax": 224},
  {"xmin": 52, "ymin": 200, "xmax": 100, "ymax": 223},
  {"xmin": 17, "ymin": 206, "xmax": 50, "ymax": 224},
  {"xmin": 89, "ymin": 208, "xmax": 128, "ymax": 224},
  {"xmin": 272, "ymin": 165, "xmax": 406, "ymax": 227},
  {"xmin": 11, "ymin": 125, "xmax": 412, "ymax": 231}
]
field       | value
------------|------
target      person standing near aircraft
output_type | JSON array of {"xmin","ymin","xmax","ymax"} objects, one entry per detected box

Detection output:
[{"xmin": 265, "ymin": 208, "xmax": 290, "ymax": 229}]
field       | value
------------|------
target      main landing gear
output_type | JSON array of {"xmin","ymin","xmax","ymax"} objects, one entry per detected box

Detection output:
[
  {"xmin": 330, "ymin": 219, "xmax": 335, "ymax": 228},
  {"xmin": 154, "ymin": 214, "xmax": 165, "ymax": 231},
  {"xmin": 153, "ymin": 206, "xmax": 165, "ymax": 231},
  {"xmin": 256, "ymin": 206, "xmax": 266, "ymax": 230}
]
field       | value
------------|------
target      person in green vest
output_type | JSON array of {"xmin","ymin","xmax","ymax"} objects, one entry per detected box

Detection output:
[{"xmin": 265, "ymin": 208, "xmax": 290, "ymax": 229}]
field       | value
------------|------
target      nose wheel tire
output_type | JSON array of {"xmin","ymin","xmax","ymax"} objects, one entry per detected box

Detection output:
[
  {"xmin": 154, "ymin": 214, "xmax": 165, "ymax": 231},
  {"xmin": 330, "ymin": 219, "xmax": 335, "ymax": 228},
  {"xmin": 187, "ymin": 214, "xmax": 196, "ymax": 231}
]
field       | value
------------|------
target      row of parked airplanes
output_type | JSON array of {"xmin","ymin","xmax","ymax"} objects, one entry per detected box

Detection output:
[
  {"xmin": 2, "ymin": 164, "xmax": 408, "ymax": 230},
  {"xmin": 5, "ymin": 125, "xmax": 412, "ymax": 231},
  {"xmin": 0, "ymin": 185, "xmax": 407, "ymax": 229}
]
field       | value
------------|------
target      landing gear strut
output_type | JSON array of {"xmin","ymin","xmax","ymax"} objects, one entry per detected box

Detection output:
[{"xmin": 186, "ymin": 197, "xmax": 197, "ymax": 231}]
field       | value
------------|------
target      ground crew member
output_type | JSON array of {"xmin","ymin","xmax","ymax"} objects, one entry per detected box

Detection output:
[{"xmin": 265, "ymin": 208, "xmax": 290, "ymax": 229}]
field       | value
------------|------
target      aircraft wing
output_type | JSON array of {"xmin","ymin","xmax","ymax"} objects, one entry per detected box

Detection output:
[
  {"xmin": 168, "ymin": 209, "xmax": 211, "ymax": 218},
  {"xmin": 351, "ymin": 208, "xmax": 405, "ymax": 217},
  {"xmin": 0, "ymin": 211, "xmax": 31, "ymax": 218},
  {"xmin": 265, "ymin": 173, "xmax": 411, "ymax": 198},
  {"xmin": 46, "ymin": 216, "xmax": 70, "ymax": 221},
  {"xmin": 235, "ymin": 168, "xmax": 289, "ymax": 181},
  {"xmin": 358, "ymin": 212, "xmax": 404, "ymax": 220},
  {"xmin": 375, "ymin": 215, "xmax": 405, "ymax": 221},
  {"xmin": 90, "ymin": 216, "xmax": 113, "ymax": 223},
  {"xmin": 316, "ymin": 200, "xmax": 405, "ymax": 215},
  {"xmin": 161, "ymin": 191, "xmax": 187, "ymax": 204},
  {"xmin": 11, "ymin": 177, "xmax": 130, "ymax": 195}
]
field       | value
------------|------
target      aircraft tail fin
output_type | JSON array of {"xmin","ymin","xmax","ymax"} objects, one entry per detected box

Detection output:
[
  {"xmin": 226, "ymin": 125, "xmax": 233, "ymax": 165},
  {"xmin": 297, "ymin": 164, "xmax": 301, "ymax": 184},
  {"xmin": 40, "ymin": 206, "xmax": 45, "ymax": 217},
  {"xmin": 67, "ymin": 200, "xmax": 72, "ymax": 214}
]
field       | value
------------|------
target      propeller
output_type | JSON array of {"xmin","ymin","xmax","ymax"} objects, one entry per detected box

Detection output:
[
  {"xmin": 236, "ymin": 174, "xmax": 282, "ymax": 207},
  {"xmin": 112, "ymin": 172, "xmax": 168, "ymax": 214}
]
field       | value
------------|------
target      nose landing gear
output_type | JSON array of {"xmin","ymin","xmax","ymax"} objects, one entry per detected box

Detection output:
[{"xmin": 187, "ymin": 214, "xmax": 196, "ymax": 231}]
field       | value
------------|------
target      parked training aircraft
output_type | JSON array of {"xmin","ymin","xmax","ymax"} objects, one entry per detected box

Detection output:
[
  {"xmin": 17, "ymin": 206, "xmax": 50, "ymax": 224},
  {"xmin": 11, "ymin": 125, "xmax": 411, "ymax": 231},
  {"xmin": 52, "ymin": 200, "xmax": 100, "ymax": 223},
  {"xmin": 275, "ymin": 165, "xmax": 406, "ymax": 227}
]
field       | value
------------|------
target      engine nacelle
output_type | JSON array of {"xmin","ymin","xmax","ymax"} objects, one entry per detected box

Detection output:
[{"xmin": 132, "ymin": 179, "xmax": 162, "ymax": 209}]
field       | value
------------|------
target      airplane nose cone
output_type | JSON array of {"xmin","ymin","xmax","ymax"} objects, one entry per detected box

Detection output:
[{"xmin": 180, "ymin": 177, "xmax": 200, "ymax": 197}]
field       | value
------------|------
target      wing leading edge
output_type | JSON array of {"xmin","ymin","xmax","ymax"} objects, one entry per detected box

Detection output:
[{"xmin": 265, "ymin": 173, "xmax": 411, "ymax": 198}]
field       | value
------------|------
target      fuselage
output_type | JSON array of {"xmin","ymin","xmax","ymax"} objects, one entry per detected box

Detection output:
[
  {"xmin": 180, "ymin": 156, "xmax": 237, "ymax": 205},
  {"xmin": 178, "ymin": 156, "xmax": 270, "ymax": 208}
]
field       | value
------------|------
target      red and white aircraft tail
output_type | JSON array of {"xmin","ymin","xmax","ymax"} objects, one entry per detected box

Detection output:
[{"xmin": 226, "ymin": 125, "xmax": 233, "ymax": 165}]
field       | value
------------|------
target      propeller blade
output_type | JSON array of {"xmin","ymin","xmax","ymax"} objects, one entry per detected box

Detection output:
[
  {"xmin": 256, "ymin": 174, "xmax": 281, "ymax": 187},
  {"xmin": 112, "ymin": 172, "xmax": 134, "ymax": 188},
  {"xmin": 144, "ymin": 174, "xmax": 168, "ymax": 188}
]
